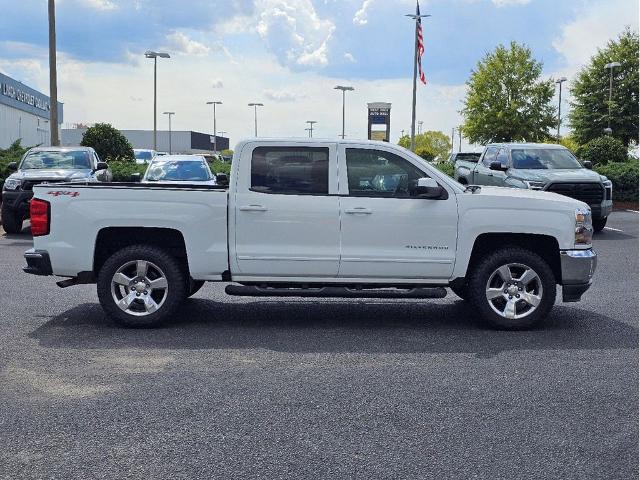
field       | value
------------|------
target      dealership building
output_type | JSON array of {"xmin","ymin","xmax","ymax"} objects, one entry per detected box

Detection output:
[
  {"xmin": 61, "ymin": 128, "xmax": 229, "ymax": 154},
  {"xmin": 0, "ymin": 72, "xmax": 63, "ymax": 149}
]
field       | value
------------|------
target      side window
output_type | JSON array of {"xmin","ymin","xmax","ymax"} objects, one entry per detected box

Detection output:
[
  {"xmin": 496, "ymin": 148, "xmax": 508, "ymax": 167},
  {"xmin": 482, "ymin": 147, "xmax": 498, "ymax": 166},
  {"xmin": 251, "ymin": 146, "xmax": 329, "ymax": 195},
  {"xmin": 346, "ymin": 148, "xmax": 426, "ymax": 198}
]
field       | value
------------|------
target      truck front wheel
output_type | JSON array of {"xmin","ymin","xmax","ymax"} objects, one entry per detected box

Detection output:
[
  {"xmin": 1, "ymin": 204, "xmax": 23, "ymax": 234},
  {"xmin": 467, "ymin": 247, "xmax": 556, "ymax": 330},
  {"xmin": 97, "ymin": 245, "xmax": 188, "ymax": 327},
  {"xmin": 593, "ymin": 217, "xmax": 607, "ymax": 233}
]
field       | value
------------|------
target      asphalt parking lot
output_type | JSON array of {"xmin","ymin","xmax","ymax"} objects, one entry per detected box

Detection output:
[{"xmin": 0, "ymin": 211, "xmax": 637, "ymax": 480}]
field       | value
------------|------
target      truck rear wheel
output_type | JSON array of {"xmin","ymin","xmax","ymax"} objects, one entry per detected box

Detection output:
[
  {"xmin": 97, "ymin": 245, "xmax": 187, "ymax": 327},
  {"xmin": 467, "ymin": 247, "xmax": 556, "ymax": 330},
  {"xmin": 1, "ymin": 204, "xmax": 23, "ymax": 234}
]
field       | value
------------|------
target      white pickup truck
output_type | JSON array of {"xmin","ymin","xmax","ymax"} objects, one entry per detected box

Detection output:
[{"xmin": 24, "ymin": 139, "xmax": 597, "ymax": 330}]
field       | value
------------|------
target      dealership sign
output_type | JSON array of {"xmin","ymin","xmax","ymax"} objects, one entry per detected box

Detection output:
[
  {"xmin": 0, "ymin": 73, "xmax": 63, "ymax": 121},
  {"xmin": 1, "ymin": 82, "xmax": 50, "ymax": 112}
]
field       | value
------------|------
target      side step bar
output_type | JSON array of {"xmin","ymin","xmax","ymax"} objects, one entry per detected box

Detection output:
[{"xmin": 225, "ymin": 285, "xmax": 447, "ymax": 299}]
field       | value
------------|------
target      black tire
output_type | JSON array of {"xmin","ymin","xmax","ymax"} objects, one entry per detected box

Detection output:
[
  {"xmin": 97, "ymin": 245, "xmax": 188, "ymax": 327},
  {"xmin": 1, "ymin": 204, "xmax": 23, "ymax": 234},
  {"xmin": 467, "ymin": 247, "xmax": 556, "ymax": 330},
  {"xmin": 449, "ymin": 283, "xmax": 468, "ymax": 301},
  {"xmin": 593, "ymin": 217, "xmax": 607, "ymax": 233},
  {"xmin": 188, "ymin": 280, "xmax": 205, "ymax": 297}
]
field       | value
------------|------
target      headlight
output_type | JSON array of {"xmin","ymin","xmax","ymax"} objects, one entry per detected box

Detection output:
[
  {"xmin": 524, "ymin": 180, "xmax": 546, "ymax": 190},
  {"xmin": 575, "ymin": 207, "xmax": 593, "ymax": 246},
  {"xmin": 2, "ymin": 178, "xmax": 22, "ymax": 191}
]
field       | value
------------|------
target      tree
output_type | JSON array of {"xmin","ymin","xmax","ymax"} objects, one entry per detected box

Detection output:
[
  {"xmin": 80, "ymin": 123, "xmax": 134, "ymax": 161},
  {"xmin": 569, "ymin": 28, "xmax": 639, "ymax": 147},
  {"xmin": 398, "ymin": 130, "xmax": 451, "ymax": 161},
  {"xmin": 461, "ymin": 42, "xmax": 556, "ymax": 144},
  {"xmin": 576, "ymin": 136, "xmax": 628, "ymax": 166}
]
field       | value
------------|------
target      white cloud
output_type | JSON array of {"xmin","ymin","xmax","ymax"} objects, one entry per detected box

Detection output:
[
  {"xmin": 344, "ymin": 52, "xmax": 356, "ymax": 63},
  {"xmin": 491, "ymin": 0, "xmax": 530, "ymax": 6},
  {"xmin": 83, "ymin": 0, "xmax": 118, "ymax": 10},
  {"xmin": 263, "ymin": 88, "xmax": 307, "ymax": 102},
  {"xmin": 353, "ymin": 0, "xmax": 374, "ymax": 25},
  {"xmin": 212, "ymin": 79, "xmax": 224, "ymax": 88},
  {"xmin": 166, "ymin": 32, "xmax": 210, "ymax": 56},
  {"xmin": 255, "ymin": 0, "xmax": 335, "ymax": 68}
]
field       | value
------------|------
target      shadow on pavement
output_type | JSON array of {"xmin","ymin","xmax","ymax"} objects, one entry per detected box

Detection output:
[{"xmin": 29, "ymin": 298, "xmax": 638, "ymax": 356}]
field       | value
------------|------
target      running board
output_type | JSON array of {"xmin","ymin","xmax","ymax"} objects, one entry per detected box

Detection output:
[{"xmin": 225, "ymin": 285, "xmax": 447, "ymax": 299}]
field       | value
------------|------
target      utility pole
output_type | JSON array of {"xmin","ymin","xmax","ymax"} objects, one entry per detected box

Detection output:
[
  {"xmin": 206, "ymin": 101, "xmax": 222, "ymax": 153},
  {"xmin": 163, "ymin": 112, "xmax": 174, "ymax": 154},
  {"xmin": 405, "ymin": 4, "xmax": 430, "ymax": 152},
  {"xmin": 555, "ymin": 77, "xmax": 567, "ymax": 140},
  {"xmin": 48, "ymin": 0, "xmax": 59, "ymax": 146},
  {"xmin": 306, "ymin": 120, "xmax": 317, "ymax": 138},
  {"xmin": 458, "ymin": 127, "xmax": 462, "ymax": 152},
  {"xmin": 334, "ymin": 86, "xmax": 354, "ymax": 139}
]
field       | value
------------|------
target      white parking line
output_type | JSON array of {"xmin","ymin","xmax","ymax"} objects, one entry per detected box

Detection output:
[
  {"xmin": 626, "ymin": 209, "xmax": 639, "ymax": 213},
  {"xmin": 604, "ymin": 226, "xmax": 624, "ymax": 232}
]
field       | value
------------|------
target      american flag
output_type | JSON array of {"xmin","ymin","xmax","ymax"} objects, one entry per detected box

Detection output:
[{"xmin": 416, "ymin": 1, "xmax": 426, "ymax": 85}]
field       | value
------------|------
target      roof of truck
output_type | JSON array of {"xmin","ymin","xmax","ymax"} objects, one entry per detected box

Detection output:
[{"xmin": 486, "ymin": 142, "xmax": 567, "ymax": 149}]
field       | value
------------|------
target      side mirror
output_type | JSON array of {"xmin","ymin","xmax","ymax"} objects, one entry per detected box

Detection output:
[
  {"xmin": 415, "ymin": 177, "xmax": 447, "ymax": 199},
  {"xmin": 130, "ymin": 173, "xmax": 142, "ymax": 183},
  {"xmin": 95, "ymin": 161, "xmax": 109, "ymax": 171},
  {"xmin": 216, "ymin": 173, "xmax": 229, "ymax": 185},
  {"xmin": 583, "ymin": 160, "xmax": 593, "ymax": 170},
  {"xmin": 490, "ymin": 161, "xmax": 508, "ymax": 171},
  {"xmin": 7, "ymin": 162, "xmax": 17, "ymax": 171}
]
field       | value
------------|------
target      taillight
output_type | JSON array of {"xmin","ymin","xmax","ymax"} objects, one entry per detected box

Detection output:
[{"xmin": 30, "ymin": 198, "xmax": 50, "ymax": 237}]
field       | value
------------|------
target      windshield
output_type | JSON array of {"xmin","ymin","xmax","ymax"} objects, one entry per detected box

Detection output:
[
  {"xmin": 20, "ymin": 150, "xmax": 92, "ymax": 170},
  {"xmin": 145, "ymin": 160, "xmax": 210, "ymax": 181},
  {"xmin": 135, "ymin": 151, "xmax": 153, "ymax": 160},
  {"xmin": 511, "ymin": 148, "xmax": 582, "ymax": 170}
]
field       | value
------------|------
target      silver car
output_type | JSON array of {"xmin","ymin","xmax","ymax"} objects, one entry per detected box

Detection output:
[{"xmin": 141, "ymin": 155, "xmax": 217, "ymax": 185}]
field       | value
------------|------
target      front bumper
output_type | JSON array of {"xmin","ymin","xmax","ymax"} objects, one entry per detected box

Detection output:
[
  {"xmin": 560, "ymin": 249, "xmax": 597, "ymax": 302},
  {"xmin": 1, "ymin": 190, "xmax": 34, "ymax": 219},
  {"xmin": 23, "ymin": 249, "xmax": 53, "ymax": 276}
]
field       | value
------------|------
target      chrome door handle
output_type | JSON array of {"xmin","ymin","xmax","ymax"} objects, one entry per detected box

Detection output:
[
  {"xmin": 345, "ymin": 207, "xmax": 372, "ymax": 214},
  {"xmin": 239, "ymin": 204, "xmax": 268, "ymax": 212}
]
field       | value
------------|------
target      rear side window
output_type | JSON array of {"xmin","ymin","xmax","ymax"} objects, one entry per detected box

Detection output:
[{"xmin": 251, "ymin": 147, "xmax": 329, "ymax": 195}]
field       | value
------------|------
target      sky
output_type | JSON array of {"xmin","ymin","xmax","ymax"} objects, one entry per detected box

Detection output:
[{"xmin": 0, "ymin": 0, "xmax": 637, "ymax": 150}]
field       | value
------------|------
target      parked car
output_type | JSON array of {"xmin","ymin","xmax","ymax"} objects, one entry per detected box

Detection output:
[
  {"xmin": 448, "ymin": 152, "xmax": 481, "ymax": 164},
  {"xmin": 133, "ymin": 149, "xmax": 157, "ymax": 164},
  {"xmin": 24, "ymin": 139, "xmax": 596, "ymax": 330},
  {"xmin": 1, "ymin": 146, "xmax": 111, "ymax": 234},
  {"xmin": 137, "ymin": 155, "xmax": 217, "ymax": 185},
  {"xmin": 454, "ymin": 143, "xmax": 613, "ymax": 232}
]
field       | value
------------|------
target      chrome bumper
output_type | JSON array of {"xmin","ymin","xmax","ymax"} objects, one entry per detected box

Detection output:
[{"xmin": 560, "ymin": 249, "xmax": 597, "ymax": 302}]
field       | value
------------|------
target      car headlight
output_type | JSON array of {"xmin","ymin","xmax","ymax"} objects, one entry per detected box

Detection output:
[
  {"xmin": 524, "ymin": 180, "xmax": 546, "ymax": 190},
  {"xmin": 2, "ymin": 178, "xmax": 22, "ymax": 191},
  {"xmin": 575, "ymin": 207, "xmax": 593, "ymax": 246}
]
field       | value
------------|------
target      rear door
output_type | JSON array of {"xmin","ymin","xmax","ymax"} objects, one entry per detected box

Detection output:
[{"xmin": 232, "ymin": 142, "xmax": 340, "ymax": 278}]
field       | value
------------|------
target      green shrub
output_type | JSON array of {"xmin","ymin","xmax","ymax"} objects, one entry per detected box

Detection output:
[
  {"xmin": 81, "ymin": 123, "xmax": 134, "ymax": 161},
  {"xmin": 108, "ymin": 161, "xmax": 147, "ymax": 182},
  {"xmin": 434, "ymin": 161, "xmax": 455, "ymax": 178},
  {"xmin": 209, "ymin": 159, "xmax": 231, "ymax": 175},
  {"xmin": 576, "ymin": 136, "xmax": 628, "ymax": 166},
  {"xmin": 595, "ymin": 159, "xmax": 639, "ymax": 202},
  {"xmin": 0, "ymin": 140, "xmax": 29, "ymax": 185}
]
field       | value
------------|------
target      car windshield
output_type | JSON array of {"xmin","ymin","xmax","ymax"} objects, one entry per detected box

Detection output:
[
  {"xmin": 135, "ymin": 151, "xmax": 153, "ymax": 160},
  {"xmin": 145, "ymin": 160, "xmax": 210, "ymax": 181},
  {"xmin": 511, "ymin": 148, "xmax": 582, "ymax": 170},
  {"xmin": 20, "ymin": 150, "xmax": 92, "ymax": 170}
]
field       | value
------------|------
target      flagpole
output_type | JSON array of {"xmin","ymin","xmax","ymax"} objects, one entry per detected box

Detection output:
[{"xmin": 410, "ymin": 16, "xmax": 419, "ymax": 152}]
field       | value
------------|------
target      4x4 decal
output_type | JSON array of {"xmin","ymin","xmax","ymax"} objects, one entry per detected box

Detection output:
[{"xmin": 47, "ymin": 190, "xmax": 79, "ymax": 197}]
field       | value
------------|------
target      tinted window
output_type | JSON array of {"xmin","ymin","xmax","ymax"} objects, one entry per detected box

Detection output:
[
  {"xmin": 21, "ymin": 150, "xmax": 92, "ymax": 170},
  {"xmin": 135, "ymin": 151, "xmax": 153, "ymax": 161},
  {"xmin": 496, "ymin": 149, "xmax": 508, "ymax": 166},
  {"xmin": 482, "ymin": 147, "xmax": 498, "ymax": 166},
  {"xmin": 251, "ymin": 147, "xmax": 329, "ymax": 195},
  {"xmin": 346, "ymin": 148, "xmax": 426, "ymax": 197},
  {"xmin": 455, "ymin": 153, "xmax": 481, "ymax": 162},
  {"xmin": 511, "ymin": 148, "xmax": 582, "ymax": 170}
]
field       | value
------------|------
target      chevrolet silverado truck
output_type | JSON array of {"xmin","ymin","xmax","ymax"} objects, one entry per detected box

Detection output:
[
  {"xmin": 1, "ymin": 146, "xmax": 112, "ymax": 234},
  {"xmin": 23, "ymin": 139, "xmax": 597, "ymax": 330},
  {"xmin": 454, "ymin": 143, "xmax": 613, "ymax": 232}
]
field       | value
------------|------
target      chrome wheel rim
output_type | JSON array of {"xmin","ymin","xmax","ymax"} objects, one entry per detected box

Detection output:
[
  {"xmin": 485, "ymin": 263, "xmax": 543, "ymax": 320},
  {"xmin": 110, "ymin": 260, "xmax": 168, "ymax": 316}
]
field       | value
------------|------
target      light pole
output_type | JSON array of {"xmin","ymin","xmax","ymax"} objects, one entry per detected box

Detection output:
[
  {"xmin": 418, "ymin": 120, "xmax": 423, "ymax": 135},
  {"xmin": 334, "ymin": 85, "xmax": 354, "ymax": 139},
  {"xmin": 48, "ymin": 0, "xmax": 59, "ymax": 146},
  {"xmin": 554, "ymin": 77, "xmax": 567, "ymax": 140},
  {"xmin": 451, "ymin": 128, "xmax": 455, "ymax": 154},
  {"xmin": 145, "ymin": 50, "xmax": 170, "ymax": 150},
  {"xmin": 206, "ymin": 101, "xmax": 222, "ymax": 153},
  {"xmin": 604, "ymin": 62, "xmax": 621, "ymax": 133},
  {"xmin": 163, "ymin": 112, "xmax": 175, "ymax": 154},
  {"xmin": 248, "ymin": 103, "xmax": 264, "ymax": 136},
  {"xmin": 306, "ymin": 120, "xmax": 317, "ymax": 138}
]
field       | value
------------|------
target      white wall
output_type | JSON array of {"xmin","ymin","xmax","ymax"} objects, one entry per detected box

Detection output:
[
  {"xmin": 62, "ymin": 128, "xmax": 200, "ymax": 154},
  {"xmin": 0, "ymin": 103, "xmax": 58, "ymax": 149}
]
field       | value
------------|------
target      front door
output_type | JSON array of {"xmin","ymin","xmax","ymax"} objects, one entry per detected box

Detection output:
[
  {"xmin": 233, "ymin": 142, "xmax": 340, "ymax": 278},
  {"xmin": 337, "ymin": 145, "xmax": 458, "ymax": 281}
]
